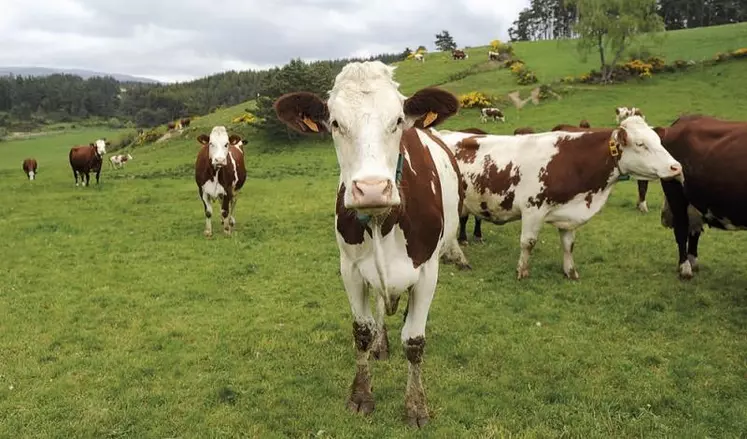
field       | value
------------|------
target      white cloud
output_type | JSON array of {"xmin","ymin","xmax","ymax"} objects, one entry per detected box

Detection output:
[{"xmin": 0, "ymin": 0, "xmax": 530, "ymax": 82}]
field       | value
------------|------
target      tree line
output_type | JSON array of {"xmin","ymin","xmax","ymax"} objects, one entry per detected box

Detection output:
[
  {"xmin": 509, "ymin": 0, "xmax": 747, "ymax": 41},
  {"xmin": 0, "ymin": 52, "xmax": 404, "ymax": 131}
]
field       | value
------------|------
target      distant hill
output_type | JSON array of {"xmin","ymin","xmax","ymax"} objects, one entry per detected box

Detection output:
[{"xmin": 0, "ymin": 66, "xmax": 160, "ymax": 84}]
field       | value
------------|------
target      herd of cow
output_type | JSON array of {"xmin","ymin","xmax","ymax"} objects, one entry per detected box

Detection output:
[{"xmin": 17, "ymin": 59, "xmax": 746, "ymax": 428}]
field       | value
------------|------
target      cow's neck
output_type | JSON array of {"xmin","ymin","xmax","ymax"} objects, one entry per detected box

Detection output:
[{"xmin": 356, "ymin": 151, "xmax": 405, "ymax": 227}]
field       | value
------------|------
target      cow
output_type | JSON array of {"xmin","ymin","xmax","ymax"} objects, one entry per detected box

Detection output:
[
  {"xmin": 488, "ymin": 50, "xmax": 500, "ymax": 61},
  {"xmin": 413, "ymin": 53, "xmax": 424, "ymax": 62},
  {"xmin": 109, "ymin": 153, "xmax": 133, "ymax": 169},
  {"xmin": 22, "ymin": 158, "xmax": 37, "ymax": 180},
  {"xmin": 654, "ymin": 114, "xmax": 747, "ymax": 279},
  {"xmin": 437, "ymin": 113, "xmax": 682, "ymax": 280},
  {"xmin": 452, "ymin": 49, "xmax": 467, "ymax": 60},
  {"xmin": 480, "ymin": 107, "xmax": 505, "ymax": 123},
  {"xmin": 579, "ymin": 119, "xmax": 591, "ymax": 128},
  {"xmin": 457, "ymin": 128, "xmax": 489, "ymax": 243},
  {"xmin": 195, "ymin": 126, "xmax": 247, "ymax": 237},
  {"xmin": 69, "ymin": 139, "xmax": 108, "ymax": 186},
  {"xmin": 167, "ymin": 122, "xmax": 176, "ymax": 130},
  {"xmin": 514, "ymin": 127, "xmax": 535, "ymax": 135},
  {"xmin": 180, "ymin": 117, "xmax": 191, "ymax": 128},
  {"xmin": 272, "ymin": 60, "xmax": 469, "ymax": 428}
]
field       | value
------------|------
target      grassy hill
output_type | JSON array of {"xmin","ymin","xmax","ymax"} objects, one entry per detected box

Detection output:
[{"xmin": 1, "ymin": 24, "xmax": 747, "ymax": 438}]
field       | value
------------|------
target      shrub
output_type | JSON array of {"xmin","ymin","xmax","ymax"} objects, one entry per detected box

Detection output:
[
  {"xmin": 732, "ymin": 48, "xmax": 747, "ymax": 58},
  {"xmin": 135, "ymin": 129, "xmax": 162, "ymax": 146},
  {"xmin": 232, "ymin": 112, "xmax": 259, "ymax": 125},
  {"xmin": 459, "ymin": 91, "xmax": 492, "ymax": 109},
  {"xmin": 517, "ymin": 70, "xmax": 539, "ymax": 85},
  {"xmin": 622, "ymin": 59, "xmax": 654, "ymax": 78}
]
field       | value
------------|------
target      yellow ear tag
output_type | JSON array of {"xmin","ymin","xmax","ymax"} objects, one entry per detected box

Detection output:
[
  {"xmin": 302, "ymin": 116, "xmax": 319, "ymax": 132},
  {"xmin": 609, "ymin": 139, "xmax": 620, "ymax": 157},
  {"xmin": 422, "ymin": 111, "xmax": 438, "ymax": 128}
]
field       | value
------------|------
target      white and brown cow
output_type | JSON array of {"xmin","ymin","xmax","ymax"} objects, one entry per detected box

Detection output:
[
  {"xmin": 273, "ymin": 61, "xmax": 468, "ymax": 428},
  {"xmin": 69, "ymin": 139, "xmax": 108, "ymax": 186},
  {"xmin": 437, "ymin": 113, "xmax": 682, "ymax": 279},
  {"xmin": 488, "ymin": 50, "xmax": 500, "ymax": 61},
  {"xmin": 452, "ymin": 49, "xmax": 468, "ymax": 60},
  {"xmin": 195, "ymin": 126, "xmax": 247, "ymax": 237},
  {"xmin": 22, "ymin": 158, "xmax": 37, "ymax": 180},
  {"xmin": 413, "ymin": 53, "xmax": 425, "ymax": 62},
  {"xmin": 109, "ymin": 153, "xmax": 133, "ymax": 169},
  {"xmin": 480, "ymin": 107, "xmax": 505, "ymax": 123}
]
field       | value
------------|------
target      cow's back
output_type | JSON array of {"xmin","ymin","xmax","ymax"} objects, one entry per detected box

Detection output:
[{"xmin": 69, "ymin": 146, "xmax": 94, "ymax": 171}]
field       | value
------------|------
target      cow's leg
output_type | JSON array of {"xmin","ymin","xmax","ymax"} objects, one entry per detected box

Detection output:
[
  {"xmin": 95, "ymin": 168, "xmax": 101, "ymax": 184},
  {"xmin": 73, "ymin": 170, "xmax": 79, "ymax": 186},
  {"xmin": 458, "ymin": 215, "xmax": 469, "ymax": 244},
  {"xmin": 228, "ymin": 195, "xmax": 238, "ymax": 229},
  {"xmin": 441, "ymin": 238, "xmax": 471, "ymax": 270},
  {"xmin": 473, "ymin": 216, "xmax": 483, "ymax": 243},
  {"xmin": 401, "ymin": 261, "xmax": 438, "ymax": 428},
  {"xmin": 341, "ymin": 261, "xmax": 375, "ymax": 415},
  {"xmin": 687, "ymin": 231, "xmax": 701, "ymax": 272},
  {"xmin": 83, "ymin": 171, "xmax": 90, "ymax": 187},
  {"xmin": 558, "ymin": 228, "xmax": 579, "ymax": 280},
  {"xmin": 637, "ymin": 180, "xmax": 649, "ymax": 213},
  {"xmin": 660, "ymin": 181, "xmax": 692, "ymax": 279},
  {"xmin": 517, "ymin": 215, "xmax": 543, "ymax": 279},
  {"xmin": 199, "ymin": 188, "xmax": 213, "ymax": 237},
  {"xmin": 221, "ymin": 194, "xmax": 232, "ymax": 235},
  {"xmin": 371, "ymin": 295, "xmax": 389, "ymax": 361}
]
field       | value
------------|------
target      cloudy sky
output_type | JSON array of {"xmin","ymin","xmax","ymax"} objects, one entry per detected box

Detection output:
[{"xmin": 0, "ymin": 0, "xmax": 530, "ymax": 83}]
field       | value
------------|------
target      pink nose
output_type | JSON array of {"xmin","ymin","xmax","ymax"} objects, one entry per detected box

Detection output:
[{"xmin": 352, "ymin": 179, "xmax": 393, "ymax": 208}]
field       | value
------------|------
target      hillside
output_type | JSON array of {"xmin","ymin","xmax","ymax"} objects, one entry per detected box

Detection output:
[
  {"xmin": 0, "ymin": 66, "xmax": 160, "ymax": 84},
  {"xmin": 2, "ymin": 23, "xmax": 747, "ymax": 439}
]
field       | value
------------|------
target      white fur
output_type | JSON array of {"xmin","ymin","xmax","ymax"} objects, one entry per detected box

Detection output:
[
  {"xmin": 413, "ymin": 53, "xmax": 424, "ymax": 62},
  {"xmin": 28, "ymin": 171, "xmax": 35, "ymax": 180},
  {"xmin": 94, "ymin": 139, "xmax": 107, "ymax": 156},
  {"xmin": 208, "ymin": 126, "xmax": 230, "ymax": 167},
  {"xmin": 437, "ymin": 124, "xmax": 681, "ymax": 279}
]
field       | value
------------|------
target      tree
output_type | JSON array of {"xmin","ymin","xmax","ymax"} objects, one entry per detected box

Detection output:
[
  {"xmin": 434, "ymin": 30, "xmax": 457, "ymax": 51},
  {"xmin": 567, "ymin": 0, "xmax": 665, "ymax": 82}
]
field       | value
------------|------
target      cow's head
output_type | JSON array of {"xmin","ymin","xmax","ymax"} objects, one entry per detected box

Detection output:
[
  {"xmin": 612, "ymin": 115, "xmax": 681, "ymax": 181},
  {"xmin": 197, "ymin": 126, "xmax": 242, "ymax": 168},
  {"xmin": 615, "ymin": 106, "xmax": 643, "ymax": 124},
  {"xmin": 91, "ymin": 139, "xmax": 107, "ymax": 156},
  {"xmin": 274, "ymin": 61, "xmax": 458, "ymax": 214}
]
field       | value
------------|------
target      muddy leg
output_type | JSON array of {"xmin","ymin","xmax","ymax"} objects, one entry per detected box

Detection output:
[
  {"xmin": 341, "ymin": 262, "xmax": 375, "ymax": 415},
  {"xmin": 371, "ymin": 295, "xmax": 390, "ymax": 361},
  {"xmin": 517, "ymin": 216, "xmax": 543, "ymax": 280},
  {"xmin": 458, "ymin": 215, "xmax": 469, "ymax": 244},
  {"xmin": 637, "ymin": 180, "xmax": 649, "ymax": 213},
  {"xmin": 200, "ymin": 188, "xmax": 213, "ymax": 237},
  {"xmin": 558, "ymin": 228, "xmax": 579, "ymax": 280},
  {"xmin": 473, "ymin": 216, "xmax": 483, "ymax": 243}
]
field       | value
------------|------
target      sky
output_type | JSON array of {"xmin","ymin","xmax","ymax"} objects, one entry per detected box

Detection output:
[{"xmin": 0, "ymin": 0, "xmax": 530, "ymax": 83}]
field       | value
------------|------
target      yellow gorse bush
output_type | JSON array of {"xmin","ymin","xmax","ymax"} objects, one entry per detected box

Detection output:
[{"xmin": 459, "ymin": 91, "xmax": 492, "ymax": 109}]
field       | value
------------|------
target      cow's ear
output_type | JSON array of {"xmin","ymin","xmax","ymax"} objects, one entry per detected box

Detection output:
[
  {"xmin": 197, "ymin": 134, "xmax": 210, "ymax": 145},
  {"xmin": 404, "ymin": 87, "xmax": 459, "ymax": 129},
  {"xmin": 274, "ymin": 92, "xmax": 330, "ymax": 134},
  {"xmin": 614, "ymin": 127, "xmax": 629, "ymax": 146},
  {"xmin": 228, "ymin": 134, "xmax": 242, "ymax": 145},
  {"xmin": 653, "ymin": 126, "xmax": 667, "ymax": 140}
]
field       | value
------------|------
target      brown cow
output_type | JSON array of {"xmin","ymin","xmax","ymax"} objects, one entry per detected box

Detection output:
[
  {"xmin": 655, "ymin": 114, "xmax": 747, "ymax": 279},
  {"xmin": 195, "ymin": 126, "xmax": 247, "ymax": 237},
  {"xmin": 180, "ymin": 117, "xmax": 191, "ymax": 128},
  {"xmin": 273, "ymin": 61, "xmax": 468, "ymax": 428},
  {"xmin": 452, "ymin": 49, "xmax": 467, "ymax": 60},
  {"xmin": 514, "ymin": 127, "xmax": 535, "ymax": 135},
  {"xmin": 22, "ymin": 158, "xmax": 38, "ymax": 180},
  {"xmin": 167, "ymin": 122, "xmax": 176, "ymax": 130},
  {"xmin": 69, "ymin": 139, "xmax": 108, "ymax": 186}
]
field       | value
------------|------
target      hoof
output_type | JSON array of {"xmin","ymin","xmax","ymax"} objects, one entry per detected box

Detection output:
[
  {"xmin": 347, "ymin": 393, "xmax": 375, "ymax": 415},
  {"xmin": 204, "ymin": 230, "xmax": 213, "ymax": 238},
  {"xmin": 564, "ymin": 268, "xmax": 579, "ymax": 280},
  {"xmin": 517, "ymin": 268, "xmax": 530, "ymax": 280},
  {"xmin": 688, "ymin": 255, "xmax": 700, "ymax": 272},
  {"xmin": 679, "ymin": 261, "xmax": 694, "ymax": 280},
  {"xmin": 457, "ymin": 262, "xmax": 472, "ymax": 271},
  {"xmin": 637, "ymin": 201, "xmax": 649, "ymax": 213},
  {"xmin": 405, "ymin": 413, "xmax": 430, "ymax": 428},
  {"xmin": 473, "ymin": 237, "xmax": 484, "ymax": 244},
  {"xmin": 458, "ymin": 239, "xmax": 468, "ymax": 246}
]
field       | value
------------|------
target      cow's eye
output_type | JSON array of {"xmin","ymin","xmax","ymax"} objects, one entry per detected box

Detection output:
[
  {"xmin": 397, "ymin": 117, "xmax": 404, "ymax": 125},
  {"xmin": 331, "ymin": 120, "xmax": 339, "ymax": 129}
]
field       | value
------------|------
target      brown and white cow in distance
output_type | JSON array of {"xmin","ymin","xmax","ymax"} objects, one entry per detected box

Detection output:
[
  {"xmin": 480, "ymin": 107, "xmax": 505, "ymax": 123},
  {"xmin": 69, "ymin": 139, "xmax": 108, "ymax": 186},
  {"xmin": 655, "ymin": 114, "xmax": 747, "ymax": 279},
  {"xmin": 273, "ymin": 61, "xmax": 468, "ymax": 428},
  {"xmin": 195, "ymin": 126, "xmax": 247, "ymax": 237},
  {"xmin": 452, "ymin": 49, "xmax": 467, "ymax": 60},
  {"xmin": 514, "ymin": 127, "xmax": 536, "ymax": 135},
  {"xmin": 413, "ymin": 53, "xmax": 425, "ymax": 62},
  {"xmin": 438, "ymin": 114, "xmax": 682, "ymax": 279},
  {"xmin": 22, "ymin": 158, "xmax": 38, "ymax": 180},
  {"xmin": 109, "ymin": 153, "xmax": 133, "ymax": 169}
]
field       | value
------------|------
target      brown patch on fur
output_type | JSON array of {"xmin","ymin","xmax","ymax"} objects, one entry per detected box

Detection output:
[
  {"xmin": 457, "ymin": 127, "xmax": 488, "ymax": 135},
  {"xmin": 404, "ymin": 88, "xmax": 460, "ymax": 129},
  {"xmin": 454, "ymin": 135, "xmax": 484, "ymax": 164},
  {"xmin": 336, "ymin": 183, "xmax": 371, "ymax": 245},
  {"xmin": 584, "ymin": 192, "xmax": 594, "ymax": 208},
  {"xmin": 472, "ymin": 156, "xmax": 521, "ymax": 201},
  {"xmin": 514, "ymin": 127, "xmax": 535, "ymax": 135},
  {"xmin": 528, "ymin": 131, "xmax": 617, "ymax": 208},
  {"xmin": 273, "ymin": 92, "xmax": 331, "ymax": 134},
  {"xmin": 422, "ymin": 129, "xmax": 465, "ymax": 219}
]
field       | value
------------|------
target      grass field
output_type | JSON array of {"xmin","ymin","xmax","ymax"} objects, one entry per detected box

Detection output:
[{"xmin": 2, "ymin": 24, "xmax": 747, "ymax": 439}]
